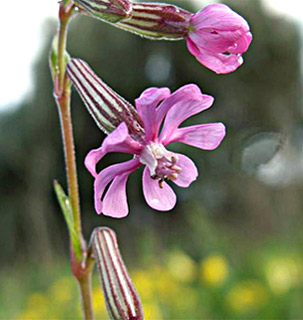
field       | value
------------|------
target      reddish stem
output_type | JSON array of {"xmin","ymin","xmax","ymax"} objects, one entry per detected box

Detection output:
[{"xmin": 54, "ymin": 2, "xmax": 95, "ymax": 319}]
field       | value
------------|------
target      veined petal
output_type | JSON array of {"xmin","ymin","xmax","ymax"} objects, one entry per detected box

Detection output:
[
  {"xmin": 187, "ymin": 4, "xmax": 252, "ymax": 74},
  {"xmin": 173, "ymin": 154, "xmax": 198, "ymax": 188},
  {"xmin": 188, "ymin": 45, "xmax": 244, "ymax": 74},
  {"xmin": 142, "ymin": 167, "xmax": 176, "ymax": 211},
  {"xmin": 228, "ymin": 31, "xmax": 253, "ymax": 54},
  {"xmin": 160, "ymin": 94, "xmax": 214, "ymax": 145},
  {"xmin": 190, "ymin": 4, "xmax": 250, "ymax": 31},
  {"xmin": 94, "ymin": 159, "xmax": 141, "ymax": 216},
  {"xmin": 135, "ymin": 87, "xmax": 170, "ymax": 142},
  {"xmin": 168, "ymin": 123, "xmax": 226, "ymax": 150},
  {"xmin": 85, "ymin": 123, "xmax": 142, "ymax": 178},
  {"xmin": 186, "ymin": 36, "xmax": 200, "ymax": 55},
  {"xmin": 135, "ymin": 87, "xmax": 171, "ymax": 113},
  {"xmin": 156, "ymin": 84, "xmax": 202, "ymax": 131},
  {"xmin": 189, "ymin": 28, "xmax": 248, "ymax": 54},
  {"xmin": 102, "ymin": 173, "xmax": 130, "ymax": 218}
]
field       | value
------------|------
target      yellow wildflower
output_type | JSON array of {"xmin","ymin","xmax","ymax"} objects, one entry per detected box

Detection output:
[
  {"xmin": 264, "ymin": 256, "xmax": 301, "ymax": 294},
  {"xmin": 200, "ymin": 255, "xmax": 228, "ymax": 286},
  {"xmin": 131, "ymin": 269, "xmax": 155, "ymax": 300},
  {"xmin": 48, "ymin": 276, "xmax": 75, "ymax": 304},
  {"xmin": 226, "ymin": 280, "xmax": 268, "ymax": 313},
  {"xmin": 18, "ymin": 293, "xmax": 48, "ymax": 319},
  {"xmin": 144, "ymin": 302, "xmax": 163, "ymax": 320},
  {"xmin": 92, "ymin": 287, "xmax": 107, "ymax": 318},
  {"xmin": 167, "ymin": 250, "xmax": 197, "ymax": 283}
]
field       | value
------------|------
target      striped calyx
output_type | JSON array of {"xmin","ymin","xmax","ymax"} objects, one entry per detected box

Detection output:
[
  {"xmin": 91, "ymin": 227, "xmax": 144, "ymax": 320},
  {"xmin": 75, "ymin": 0, "xmax": 132, "ymax": 23},
  {"xmin": 66, "ymin": 59, "xmax": 144, "ymax": 137},
  {"xmin": 117, "ymin": 2, "xmax": 192, "ymax": 40}
]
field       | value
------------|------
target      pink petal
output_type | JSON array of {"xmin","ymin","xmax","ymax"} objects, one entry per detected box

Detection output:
[
  {"xmin": 135, "ymin": 87, "xmax": 170, "ymax": 142},
  {"xmin": 189, "ymin": 29, "xmax": 249, "ymax": 54},
  {"xmin": 85, "ymin": 122, "xmax": 142, "ymax": 177},
  {"xmin": 159, "ymin": 94, "xmax": 214, "ymax": 145},
  {"xmin": 228, "ymin": 31, "xmax": 253, "ymax": 54},
  {"xmin": 187, "ymin": 4, "xmax": 252, "ymax": 74},
  {"xmin": 186, "ymin": 37, "xmax": 201, "ymax": 57},
  {"xmin": 187, "ymin": 41, "xmax": 244, "ymax": 74},
  {"xmin": 94, "ymin": 159, "xmax": 141, "ymax": 216},
  {"xmin": 142, "ymin": 167, "xmax": 176, "ymax": 211},
  {"xmin": 173, "ymin": 154, "xmax": 198, "ymax": 188},
  {"xmin": 102, "ymin": 173, "xmax": 130, "ymax": 218},
  {"xmin": 168, "ymin": 123, "xmax": 226, "ymax": 150},
  {"xmin": 156, "ymin": 84, "xmax": 202, "ymax": 130},
  {"xmin": 135, "ymin": 87, "xmax": 171, "ymax": 112},
  {"xmin": 190, "ymin": 4, "xmax": 250, "ymax": 32}
]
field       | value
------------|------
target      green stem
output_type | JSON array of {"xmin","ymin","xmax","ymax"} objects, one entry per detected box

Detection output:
[
  {"xmin": 54, "ymin": 2, "xmax": 95, "ymax": 319},
  {"xmin": 78, "ymin": 271, "xmax": 95, "ymax": 320},
  {"xmin": 57, "ymin": 15, "xmax": 69, "ymax": 93}
]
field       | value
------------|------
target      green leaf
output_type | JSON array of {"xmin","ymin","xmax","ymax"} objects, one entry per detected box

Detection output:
[{"xmin": 54, "ymin": 180, "xmax": 82, "ymax": 261}]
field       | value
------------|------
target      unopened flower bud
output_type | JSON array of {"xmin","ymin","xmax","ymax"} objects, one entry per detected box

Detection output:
[
  {"xmin": 186, "ymin": 4, "xmax": 252, "ymax": 74},
  {"xmin": 66, "ymin": 58, "xmax": 144, "ymax": 137},
  {"xmin": 75, "ymin": 0, "xmax": 132, "ymax": 23},
  {"xmin": 91, "ymin": 227, "xmax": 144, "ymax": 320},
  {"xmin": 117, "ymin": 2, "xmax": 191, "ymax": 40}
]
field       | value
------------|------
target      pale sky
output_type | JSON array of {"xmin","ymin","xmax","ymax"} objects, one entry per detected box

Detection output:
[
  {"xmin": 0, "ymin": 0, "xmax": 302, "ymax": 111},
  {"xmin": 0, "ymin": 0, "xmax": 58, "ymax": 110}
]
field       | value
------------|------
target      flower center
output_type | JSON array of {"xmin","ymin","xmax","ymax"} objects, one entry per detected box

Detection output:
[{"xmin": 139, "ymin": 143, "xmax": 182, "ymax": 188}]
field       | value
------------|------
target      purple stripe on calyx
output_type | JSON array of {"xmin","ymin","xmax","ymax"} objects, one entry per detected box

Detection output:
[
  {"xmin": 91, "ymin": 227, "xmax": 144, "ymax": 320},
  {"xmin": 117, "ymin": 2, "xmax": 192, "ymax": 39},
  {"xmin": 67, "ymin": 65, "xmax": 117, "ymax": 133},
  {"xmin": 67, "ymin": 59, "xmax": 145, "ymax": 139},
  {"xmin": 67, "ymin": 70, "xmax": 113, "ymax": 130},
  {"xmin": 75, "ymin": 0, "xmax": 132, "ymax": 23}
]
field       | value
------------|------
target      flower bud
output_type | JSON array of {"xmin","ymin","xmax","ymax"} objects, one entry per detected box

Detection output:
[
  {"xmin": 91, "ymin": 227, "xmax": 144, "ymax": 320},
  {"xmin": 117, "ymin": 2, "xmax": 191, "ymax": 40},
  {"xmin": 186, "ymin": 4, "xmax": 252, "ymax": 74},
  {"xmin": 75, "ymin": 0, "xmax": 132, "ymax": 23},
  {"xmin": 66, "ymin": 58, "xmax": 144, "ymax": 137}
]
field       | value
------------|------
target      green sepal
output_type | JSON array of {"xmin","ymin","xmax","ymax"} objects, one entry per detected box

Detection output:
[
  {"xmin": 54, "ymin": 180, "xmax": 82, "ymax": 261},
  {"xmin": 90, "ymin": 12, "xmax": 129, "ymax": 24},
  {"xmin": 74, "ymin": 0, "xmax": 132, "ymax": 24}
]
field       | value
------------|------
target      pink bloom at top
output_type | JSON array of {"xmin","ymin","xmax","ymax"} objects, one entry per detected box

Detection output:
[
  {"xmin": 187, "ymin": 4, "xmax": 252, "ymax": 74},
  {"xmin": 85, "ymin": 84, "xmax": 226, "ymax": 218}
]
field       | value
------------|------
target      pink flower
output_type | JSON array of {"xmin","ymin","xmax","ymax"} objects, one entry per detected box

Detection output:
[
  {"xmin": 187, "ymin": 4, "xmax": 252, "ymax": 74},
  {"xmin": 85, "ymin": 84, "xmax": 226, "ymax": 218}
]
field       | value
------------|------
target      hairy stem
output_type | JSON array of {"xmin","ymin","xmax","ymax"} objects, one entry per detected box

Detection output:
[
  {"xmin": 78, "ymin": 272, "xmax": 95, "ymax": 320},
  {"xmin": 58, "ymin": 15, "xmax": 69, "ymax": 92},
  {"xmin": 54, "ymin": 2, "xmax": 95, "ymax": 319},
  {"xmin": 57, "ymin": 87, "xmax": 82, "ymax": 236}
]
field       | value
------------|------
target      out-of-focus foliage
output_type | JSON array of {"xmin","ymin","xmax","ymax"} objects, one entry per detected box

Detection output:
[
  {"xmin": 1, "ymin": 243, "xmax": 303, "ymax": 319},
  {"xmin": 0, "ymin": 0, "xmax": 303, "ymax": 318}
]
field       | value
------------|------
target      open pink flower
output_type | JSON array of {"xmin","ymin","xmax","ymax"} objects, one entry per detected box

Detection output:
[
  {"xmin": 187, "ymin": 4, "xmax": 252, "ymax": 74},
  {"xmin": 85, "ymin": 84, "xmax": 225, "ymax": 218},
  {"xmin": 67, "ymin": 59, "xmax": 225, "ymax": 218}
]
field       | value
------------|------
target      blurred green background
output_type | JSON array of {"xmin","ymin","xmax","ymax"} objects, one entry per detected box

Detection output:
[{"xmin": 1, "ymin": 0, "xmax": 303, "ymax": 318}]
